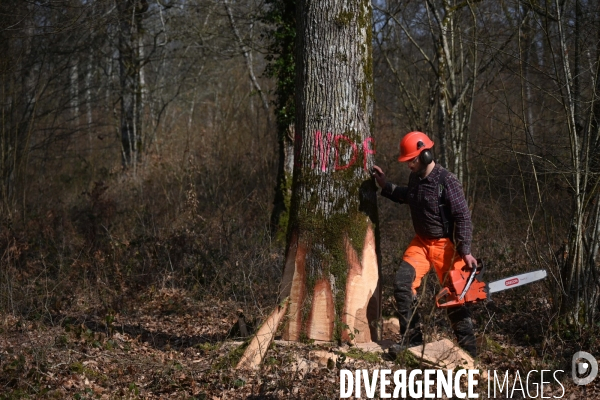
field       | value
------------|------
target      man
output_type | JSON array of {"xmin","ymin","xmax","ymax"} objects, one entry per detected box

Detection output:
[{"xmin": 372, "ymin": 131, "xmax": 478, "ymax": 358}]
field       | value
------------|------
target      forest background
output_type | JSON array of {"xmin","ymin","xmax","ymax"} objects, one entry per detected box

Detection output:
[{"xmin": 1, "ymin": 0, "xmax": 600, "ymax": 398}]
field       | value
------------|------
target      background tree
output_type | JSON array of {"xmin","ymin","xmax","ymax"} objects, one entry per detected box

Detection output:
[
  {"xmin": 116, "ymin": 0, "xmax": 149, "ymax": 169},
  {"xmin": 525, "ymin": 0, "xmax": 600, "ymax": 325},
  {"xmin": 263, "ymin": 0, "xmax": 297, "ymax": 239},
  {"xmin": 373, "ymin": 0, "xmax": 513, "ymax": 187}
]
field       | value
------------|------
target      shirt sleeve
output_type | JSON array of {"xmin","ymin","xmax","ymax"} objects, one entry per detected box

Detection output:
[
  {"xmin": 444, "ymin": 173, "xmax": 472, "ymax": 256},
  {"xmin": 380, "ymin": 182, "xmax": 409, "ymax": 204}
]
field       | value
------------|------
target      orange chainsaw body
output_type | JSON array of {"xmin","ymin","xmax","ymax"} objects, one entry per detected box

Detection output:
[{"xmin": 435, "ymin": 261, "xmax": 488, "ymax": 308}]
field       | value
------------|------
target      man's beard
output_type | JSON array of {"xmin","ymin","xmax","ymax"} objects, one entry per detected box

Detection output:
[{"xmin": 416, "ymin": 162, "xmax": 428, "ymax": 177}]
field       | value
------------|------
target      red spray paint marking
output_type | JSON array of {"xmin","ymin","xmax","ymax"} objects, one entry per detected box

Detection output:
[
  {"xmin": 312, "ymin": 131, "xmax": 375, "ymax": 172},
  {"xmin": 312, "ymin": 131, "xmax": 334, "ymax": 171},
  {"xmin": 362, "ymin": 137, "xmax": 375, "ymax": 171},
  {"xmin": 334, "ymin": 135, "xmax": 358, "ymax": 171}
]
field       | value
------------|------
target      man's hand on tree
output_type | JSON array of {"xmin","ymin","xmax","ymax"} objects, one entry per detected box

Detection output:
[{"xmin": 372, "ymin": 165, "xmax": 387, "ymax": 188}]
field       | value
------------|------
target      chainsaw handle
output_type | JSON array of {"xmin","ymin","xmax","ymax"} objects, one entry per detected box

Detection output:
[
  {"xmin": 435, "ymin": 287, "xmax": 462, "ymax": 308},
  {"xmin": 475, "ymin": 259, "xmax": 485, "ymax": 279},
  {"xmin": 436, "ymin": 260, "xmax": 487, "ymax": 309},
  {"xmin": 458, "ymin": 259, "xmax": 485, "ymax": 301},
  {"xmin": 436, "ymin": 287, "xmax": 449, "ymax": 303},
  {"xmin": 462, "ymin": 258, "xmax": 485, "ymax": 273}
]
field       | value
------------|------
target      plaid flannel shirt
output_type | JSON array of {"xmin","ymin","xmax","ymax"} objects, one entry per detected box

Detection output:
[{"xmin": 381, "ymin": 164, "xmax": 473, "ymax": 256}]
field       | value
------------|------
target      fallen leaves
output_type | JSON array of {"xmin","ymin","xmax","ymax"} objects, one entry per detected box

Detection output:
[{"xmin": 0, "ymin": 286, "xmax": 597, "ymax": 399}]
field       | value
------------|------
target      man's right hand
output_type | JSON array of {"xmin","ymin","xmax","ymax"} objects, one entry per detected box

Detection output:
[
  {"xmin": 462, "ymin": 254, "xmax": 478, "ymax": 271},
  {"xmin": 372, "ymin": 165, "xmax": 387, "ymax": 188}
]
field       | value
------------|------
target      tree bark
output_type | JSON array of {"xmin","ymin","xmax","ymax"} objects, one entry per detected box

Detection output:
[{"xmin": 280, "ymin": 0, "xmax": 381, "ymax": 344}]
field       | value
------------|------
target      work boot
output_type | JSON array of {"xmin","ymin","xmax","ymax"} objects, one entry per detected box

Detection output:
[
  {"xmin": 387, "ymin": 330, "xmax": 424, "ymax": 359},
  {"xmin": 388, "ymin": 260, "xmax": 424, "ymax": 360},
  {"xmin": 393, "ymin": 260, "xmax": 420, "ymax": 332},
  {"xmin": 447, "ymin": 305, "xmax": 477, "ymax": 358}
]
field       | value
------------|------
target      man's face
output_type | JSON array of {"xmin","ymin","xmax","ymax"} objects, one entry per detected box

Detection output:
[{"xmin": 406, "ymin": 156, "xmax": 422, "ymax": 173}]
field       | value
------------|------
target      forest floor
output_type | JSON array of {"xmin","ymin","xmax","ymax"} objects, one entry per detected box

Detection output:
[{"xmin": 1, "ymin": 284, "xmax": 599, "ymax": 399}]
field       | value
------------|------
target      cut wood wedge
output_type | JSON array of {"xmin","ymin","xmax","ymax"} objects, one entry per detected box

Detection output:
[{"xmin": 236, "ymin": 298, "xmax": 289, "ymax": 370}]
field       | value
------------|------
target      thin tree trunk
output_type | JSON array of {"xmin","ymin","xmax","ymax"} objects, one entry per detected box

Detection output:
[
  {"xmin": 86, "ymin": 51, "xmax": 93, "ymax": 152},
  {"xmin": 71, "ymin": 62, "xmax": 80, "ymax": 126},
  {"xmin": 224, "ymin": 0, "xmax": 272, "ymax": 133},
  {"xmin": 137, "ymin": 32, "xmax": 145, "ymax": 164},
  {"xmin": 117, "ymin": 0, "xmax": 147, "ymax": 169},
  {"xmin": 523, "ymin": 12, "xmax": 536, "ymax": 153}
]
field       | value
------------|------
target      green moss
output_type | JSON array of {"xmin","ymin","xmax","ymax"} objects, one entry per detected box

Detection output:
[
  {"xmin": 69, "ymin": 362, "xmax": 84, "ymax": 374},
  {"xmin": 356, "ymin": 0, "xmax": 374, "ymax": 113},
  {"xmin": 345, "ymin": 347, "xmax": 380, "ymax": 362},
  {"xmin": 83, "ymin": 367, "xmax": 108, "ymax": 382},
  {"xmin": 295, "ymin": 205, "xmax": 373, "ymax": 341},
  {"xmin": 395, "ymin": 349, "xmax": 420, "ymax": 368},
  {"xmin": 482, "ymin": 336, "xmax": 503, "ymax": 354},
  {"xmin": 211, "ymin": 342, "xmax": 248, "ymax": 371},
  {"xmin": 275, "ymin": 171, "xmax": 294, "ymax": 243},
  {"xmin": 196, "ymin": 342, "xmax": 220, "ymax": 353},
  {"xmin": 333, "ymin": 321, "xmax": 344, "ymax": 343},
  {"xmin": 289, "ymin": 162, "xmax": 379, "ymax": 340},
  {"xmin": 336, "ymin": 52, "xmax": 348, "ymax": 63},
  {"xmin": 299, "ymin": 331, "xmax": 315, "ymax": 344},
  {"xmin": 265, "ymin": 356, "xmax": 281, "ymax": 366},
  {"xmin": 335, "ymin": 10, "xmax": 354, "ymax": 27}
]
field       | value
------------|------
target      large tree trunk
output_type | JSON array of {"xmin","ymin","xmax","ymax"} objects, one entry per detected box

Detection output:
[
  {"xmin": 238, "ymin": 0, "xmax": 381, "ymax": 370},
  {"xmin": 280, "ymin": 0, "xmax": 380, "ymax": 344}
]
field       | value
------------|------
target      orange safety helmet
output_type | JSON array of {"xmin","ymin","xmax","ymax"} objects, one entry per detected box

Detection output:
[{"xmin": 398, "ymin": 131, "xmax": 434, "ymax": 162}]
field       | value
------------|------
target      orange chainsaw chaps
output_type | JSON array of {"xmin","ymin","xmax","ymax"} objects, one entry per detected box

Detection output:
[{"xmin": 435, "ymin": 267, "xmax": 488, "ymax": 308}]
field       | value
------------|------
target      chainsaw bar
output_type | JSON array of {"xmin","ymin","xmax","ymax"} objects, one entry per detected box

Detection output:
[
  {"xmin": 435, "ymin": 263, "xmax": 548, "ymax": 308},
  {"xmin": 487, "ymin": 269, "xmax": 547, "ymax": 294}
]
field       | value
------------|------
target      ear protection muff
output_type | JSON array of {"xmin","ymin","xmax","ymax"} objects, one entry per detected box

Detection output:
[{"xmin": 417, "ymin": 140, "xmax": 433, "ymax": 165}]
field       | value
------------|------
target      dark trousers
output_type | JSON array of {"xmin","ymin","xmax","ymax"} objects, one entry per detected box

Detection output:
[{"xmin": 394, "ymin": 260, "xmax": 477, "ymax": 357}]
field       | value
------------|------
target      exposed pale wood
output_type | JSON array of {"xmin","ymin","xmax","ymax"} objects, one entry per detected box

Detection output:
[
  {"xmin": 407, "ymin": 338, "xmax": 474, "ymax": 370},
  {"xmin": 236, "ymin": 299, "xmax": 289, "ymax": 370},
  {"xmin": 280, "ymin": 234, "xmax": 307, "ymax": 341},
  {"xmin": 306, "ymin": 279, "xmax": 334, "ymax": 340},
  {"xmin": 342, "ymin": 224, "xmax": 379, "ymax": 343},
  {"xmin": 292, "ymin": 354, "xmax": 315, "ymax": 379},
  {"xmin": 309, "ymin": 350, "xmax": 338, "ymax": 367},
  {"xmin": 236, "ymin": 225, "xmax": 380, "ymax": 369},
  {"xmin": 354, "ymin": 339, "xmax": 395, "ymax": 353}
]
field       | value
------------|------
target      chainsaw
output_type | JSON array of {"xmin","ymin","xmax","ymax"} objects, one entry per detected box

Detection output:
[{"xmin": 435, "ymin": 260, "xmax": 547, "ymax": 308}]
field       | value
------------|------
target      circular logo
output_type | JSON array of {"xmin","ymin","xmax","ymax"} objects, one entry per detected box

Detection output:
[{"xmin": 572, "ymin": 351, "xmax": 598, "ymax": 385}]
